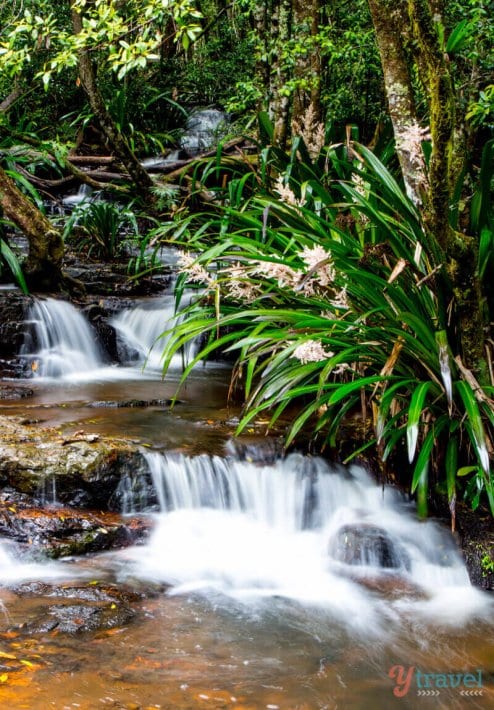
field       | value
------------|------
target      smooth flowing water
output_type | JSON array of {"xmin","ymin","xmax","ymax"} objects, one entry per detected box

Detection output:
[
  {"xmin": 1, "ymin": 298, "xmax": 492, "ymax": 709},
  {"xmin": 111, "ymin": 294, "xmax": 198, "ymax": 371},
  {"xmin": 22, "ymin": 298, "xmax": 104, "ymax": 378}
]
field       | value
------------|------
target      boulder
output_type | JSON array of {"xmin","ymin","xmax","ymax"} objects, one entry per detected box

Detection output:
[
  {"xmin": 10, "ymin": 582, "xmax": 142, "ymax": 634},
  {"xmin": 0, "ymin": 293, "xmax": 32, "ymax": 376},
  {"xmin": 329, "ymin": 523, "xmax": 410, "ymax": 570},
  {"xmin": 0, "ymin": 490, "xmax": 151, "ymax": 558},
  {"xmin": 0, "ymin": 415, "xmax": 148, "ymax": 508}
]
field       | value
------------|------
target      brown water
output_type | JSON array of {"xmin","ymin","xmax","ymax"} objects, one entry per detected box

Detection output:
[
  {"xmin": 0, "ymin": 369, "xmax": 240, "ymax": 454},
  {"xmin": 1, "ymin": 374, "xmax": 493, "ymax": 709},
  {"xmin": 0, "ymin": 576, "xmax": 493, "ymax": 710}
]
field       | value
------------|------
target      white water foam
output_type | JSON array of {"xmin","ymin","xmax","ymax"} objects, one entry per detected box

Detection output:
[
  {"xmin": 0, "ymin": 541, "xmax": 81, "ymax": 583},
  {"xmin": 121, "ymin": 452, "xmax": 492, "ymax": 630},
  {"xmin": 111, "ymin": 294, "xmax": 198, "ymax": 372},
  {"xmin": 23, "ymin": 298, "xmax": 104, "ymax": 379}
]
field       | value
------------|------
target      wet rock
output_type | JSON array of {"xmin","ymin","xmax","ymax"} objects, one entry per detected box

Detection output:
[
  {"xmin": 329, "ymin": 523, "xmax": 410, "ymax": 570},
  {"xmin": 0, "ymin": 293, "xmax": 30, "ymax": 359},
  {"xmin": 225, "ymin": 436, "xmax": 285, "ymax": 464},
  {"xmin": 0, "ymin": 494, "xmax": 151, "ymax": 557},
  {"xmin": 0, "ymin": 385, "xmax": 34, "ymax": 400},
  {"xmin": 88, "ymin": 398, "xmax": 175, "ymax": 409},
  {"xmin": 81, "ymin": 302, "xmax": 119, "ymax": 363},
  {"xmin": 63, "ymin": 259, "xmax": 170, "ymax": 297},
  {"xmin": 455, "ymin": 507, "xmax": 494, "ymax": 591},
  {"xmin": 108, "ymin": 469, "xmax": 158, "ymax": 513},
  {"xmin": 348, "ymin": 572, "xmax": 427, "ymax": 599},
  {"xmin": 9, "ymin": 582, "xmax": 166, "ymax": 635},
  {"xmin": 12, "ymin": 581, "xmax": 143, "ymax": 604},
  {"xmin": 0, "ymin": 293, "xmax": 32, "ymax": 376},
  {"xmin": 20, "ymin": 598, "xmax": 135, "ymax": 634},
  {"xmin": 0, "ymin": 415, "xmax": 149, "ymax": 509}
]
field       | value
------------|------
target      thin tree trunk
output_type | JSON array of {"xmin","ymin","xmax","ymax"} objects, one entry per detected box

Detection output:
[
  {"xmin": 270, "ymin": 0, "xmax": 293, "ymax": 149},
  {"xmin": 292, "ymin": 0, "xmax": 322, "ymax": 126},
  {"xmin": 0, "ymin": 165, "xmax": 64, "ymax": 290},
  {"xmin": 70, "ymin": 3, "xmax": 155, "ymax": 203},
  {"xmin": 407, "ymin": 0, "xmax": 485, "ymax": 373},
  {"xmin": 367, "ymin": 0, "xmax": 427, "ymax": 207}
]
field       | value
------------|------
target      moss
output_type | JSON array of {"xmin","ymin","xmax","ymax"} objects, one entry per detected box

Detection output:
[{"xmin": 481, "ymin": 551, "xmax": 494, "ymax": 576}]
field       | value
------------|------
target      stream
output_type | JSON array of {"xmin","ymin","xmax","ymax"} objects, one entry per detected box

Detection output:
[{"xmin": 0, "ymin": 295, "xmax": 493, "ymax": 709}]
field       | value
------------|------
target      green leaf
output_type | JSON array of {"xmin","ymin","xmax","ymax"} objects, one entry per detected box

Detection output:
[
  {"xmin": 411, "ymin": 415, "xmax": 448, "ymax": 494},
  {"xmin": 327, "ymin": 376, "xmax": 385, "ymax": 406},
  {"xmin": 456, "ymin": 381, "xmax": 490, "ymax": 474},
  {"xmin": 406, "ymin": 382, "xmax": 431, "ymax": 463},
  {"xmin": 258, "ymin": 111, "xmax": 274, "ymax": 145},
  {"xmin": 0, "ymin": 239, "xmax": 28, "ymax": 294},
  {"xmin": 445, "ymin": 436, "xmax": 457, "ymax": 502},
  {"xmin": 457, "ymin": 466, "xmax": 479, "ymax": 477},
  {"xmin": 446, "ymin": 19, "xmax": 473, "ymax": 54}
]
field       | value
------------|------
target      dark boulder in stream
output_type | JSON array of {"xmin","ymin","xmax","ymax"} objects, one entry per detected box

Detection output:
[
  {"xmin": 9, "ymin": 582, "xmax": 143, "ymax": 634},
  {"xmin": 328, "ymin": 523, "xmax": 411, "ymax": 570},
  {"xmin": 0, "ymin": 293, "xmax": 32, "ymax": 377},
  {"xmin": 0, "ymin": 489, "xmax": 151, "ymax": 558}
]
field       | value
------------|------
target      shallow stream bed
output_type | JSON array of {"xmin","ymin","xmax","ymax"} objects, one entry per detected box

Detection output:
[{"xmin": 0, "ymin": 297, "xmax": 493, "ymax": 709}]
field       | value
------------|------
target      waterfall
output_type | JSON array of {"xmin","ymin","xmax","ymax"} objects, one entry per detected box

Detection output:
[
  {"xmin": 180, "ymin": 108, "xmax": 228, "ymax": 155},
  {"xmin": 111, "ymin": 294, "xmax": 197, "ymax": 371},
  {"xmin": 61, "ymin": 183, "xmax": 93, "ymax": 211},
  {"xmin": 23, "ymin": 298, "xmax": 103, "ymax": 378},
  {"xmin": 118, "ymin": 450, "xmax": 488, "ymax": 625}
]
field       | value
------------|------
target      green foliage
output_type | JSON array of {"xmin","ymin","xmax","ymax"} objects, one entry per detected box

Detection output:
[
  {"xmin": 444, "ymin": 1, "xmax": 494, "ymax": 122},
  {"xmin": 481, "ymin": 553, "xmax": 494, "ymax": 576},
  {"xmin": 466, "ymin": 85, "xmax": 494, "ymax": 128},
  {"xmin": 317, "ymin": 3, "xmax": 383, "ymax": 130},
  {"xmin": 0, "ymin": 0, "xmax": 203, "ymax": 85},
  {"xmin": 0, "ymin": 230, "xmax": 28, "ymax": 294},
  {"xmin": 63, "ymin": 199, "xmax": 140, "ymax": 261},
  {"xmin": 157, "ymin": 121, "xmax": 493, "ymax": 518}
]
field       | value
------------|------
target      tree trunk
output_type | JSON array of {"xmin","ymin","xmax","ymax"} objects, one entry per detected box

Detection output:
[
  {"xmin": 367, "ymin": 0, "xmax": 487, "ymax": 375},
  {"xmin": 270, "ymin": 0, "xmax": 293, "ymax": 149},
  {"xmin": 292, "ymin": 0, "xmax": 322, "ymax": 127},
  {"xmin": 0, "ymin": 166, "xmax": 64, "ymax": 290},
  {"xmin": 367, "ymin": 0, "xmax": 427, "ymax": 207},
  {"xmin": 70, "ymin": 3, "xmax": 155, "ymax": 203},
  {"xmin": 407, "ymin": 0, "xmax": 485, "ymax": 374}
]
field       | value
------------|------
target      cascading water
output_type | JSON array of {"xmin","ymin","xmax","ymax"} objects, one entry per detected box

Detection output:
[
  {"xmin": 61, "ymin": 183, "xmax": 94, "ymax": 211},
  {"xmin": 23, "ymin": 298, "xmax": 103, "ymax": 378},
  {"xmin": 121, "ymin": 451, "xmax": 490, "ymax": 631},
  {"xmin": 0, "ymin": 539, "xmax": 79, "ymax": 583},
  {"xmin": 111, "ymin": 294, "xmax": 198, "ymax": 371},
  {"xmin": 180, "ymin": 108, "xmax": 228, "ymax": 155}
]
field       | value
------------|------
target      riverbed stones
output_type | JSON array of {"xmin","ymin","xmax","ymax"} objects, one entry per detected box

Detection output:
[
  {"xmin": 10, "ymin": 582, "xmax": 140, "ymax": 634},
  {"xmin": 0, "ymin": 385, "xmax": 34, "ymax": 400}
]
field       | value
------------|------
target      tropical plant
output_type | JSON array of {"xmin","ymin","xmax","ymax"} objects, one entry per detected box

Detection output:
[
  {"xmin": 63, "ymin": 199, "xmax": 140, "ymax": 261},
  {"xmin": 157, "ymin": 126, "xmax": 493, "ymax": 522},
  {"xmin": 0, "ymin": 228, "xmax": 28, "ymax": 294}
]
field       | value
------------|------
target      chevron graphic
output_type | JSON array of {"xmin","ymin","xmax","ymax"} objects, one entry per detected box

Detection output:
[
  {"xmin": 417, "ymin": 690, "xmax": 440, "ymax": 696},
  {"xmin": 460, "ymin": 690, "xmax": 484, "ymax": 696}
]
